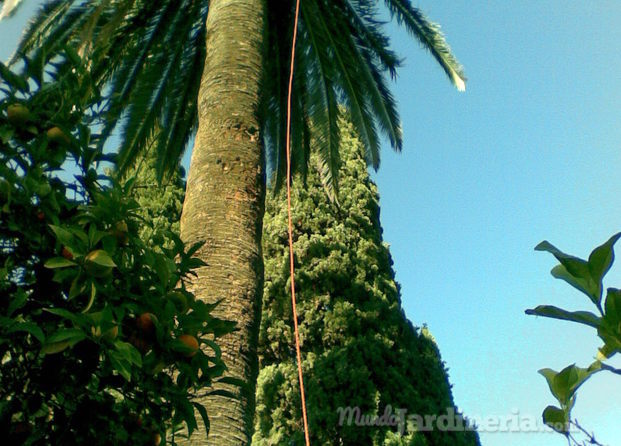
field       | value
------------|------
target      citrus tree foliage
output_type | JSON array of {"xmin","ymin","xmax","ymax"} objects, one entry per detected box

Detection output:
[
  {"xmin": 0, "ymin": 52, "xmax": 231, "ymax": 445},
  {"xmin": 527, "ymin": 234, "xmax": 621, "ymax": 444},
  {"xmin": 254, "ymin": 119, "xmax": 480, "ymax": 445}
]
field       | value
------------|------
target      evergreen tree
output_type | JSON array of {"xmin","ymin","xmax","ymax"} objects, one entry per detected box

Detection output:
[
  {"xmin": 125, "ymin": 149, "xmax": 186, "ymax": 249},
  {"xmin": 254, "ymin": 119, "xmax": 480, "ymax": 446}
]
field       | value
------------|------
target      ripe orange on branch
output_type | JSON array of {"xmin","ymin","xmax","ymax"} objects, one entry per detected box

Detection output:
[
  {"xmin": 46, "ymin": 126, "xmax": 71, "ymax": 145},
  {"xmin": 178, "ymin": 334, "xmax": 199, "ymax": 357},
  {"xmin": 7, "ymin": 104, "xmax": 31, "ymax": 126}
]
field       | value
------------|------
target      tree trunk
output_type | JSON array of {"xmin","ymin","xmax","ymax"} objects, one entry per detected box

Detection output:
[{"xmin": 179, "ymin": 0, "xmax": 266, "ymax": 444}]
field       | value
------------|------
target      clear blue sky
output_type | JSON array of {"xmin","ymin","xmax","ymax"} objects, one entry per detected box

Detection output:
[{"xmin": 2, "ymin": 2, "xmax": 620, "ymax": 446}]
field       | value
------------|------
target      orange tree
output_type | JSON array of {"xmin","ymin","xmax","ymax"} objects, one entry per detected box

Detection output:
[{"xmin": 0, "ymin": 50, "xmax": 232, "ymax": 445}]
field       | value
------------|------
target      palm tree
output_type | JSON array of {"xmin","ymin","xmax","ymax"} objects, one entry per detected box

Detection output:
[{"xmin": 13, "ymin": 1, "xmax": 465, "ymax": 444}]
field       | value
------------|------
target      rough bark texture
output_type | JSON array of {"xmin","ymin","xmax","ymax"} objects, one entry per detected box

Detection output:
[{"xmin": 179, "ymin": 0, "xmax": 266, "ymax": 444}]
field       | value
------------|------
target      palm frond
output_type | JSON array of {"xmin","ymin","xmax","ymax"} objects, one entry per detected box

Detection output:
[
  {"xmin": 0, "ymin": 0, "xmax": 25, "ymax": 21},
  {"xmin": 341, "ymin": 0, "xmax": 401, "ymax": 78},
  {"xmin": 262, "ymin": 0, "xmax": 294, "ymax": 191},
  {"xmin": 96, "ymin": 1, "xmax": 177, "ymax": 148},
  {"xmin": 331, "ymin": 1, "xmax": 402, "ymax": 153},
  {"xmin": 11, "ymin": 0, "xmax": 465, "ymax": 195},
  {"xmin": 116, "ymin": 0, "xmax": 194, "ymax": 174},
  {"xmin": 11, "ymin": 2, "xmax": 97, "ymax": 64},
  {"xmin": 299, "ymin": 1, "xmax": 341, "ymax": 198},
  {"xmin": 155, "ymin": 1, "xmax": 207, "ymax": 180},
  {"xmin": 384, "ymin": 0, "xmax": 466, "ymax": 91},
  {"xmin": 310, "ymin": 1, "xmax": 380, "ymax": 169}
]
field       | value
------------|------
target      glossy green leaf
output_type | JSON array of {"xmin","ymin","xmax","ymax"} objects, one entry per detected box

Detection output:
[
  {"xmin": 109, "ymin": 350, "xmax": 132, "ymax": 381},
  {"xmin": 7, "ymin": 290, "xmax": 27, "ymax": 317},
  {"xmin": 542, "ymin": 405, "xmax": 569, "ymax": 435},
  {"xmin": 44, "ymin": 257, "xmax": 77, "ymax": 268},
  {"xmin": 536, "ymin": 241, "xmax": 599, "ymax": 303},
  {"xmin": 193, "ymin": 402, "xmax": 210, "ymax": 435},
  {"xmin": 46, "ymin": 328, "xmax": 86, "ymax": 344},
  {"xmin": 525, "ymin": 305, "xmax": 600, "ymax": 328},
  {"xmin": 154, "ymin": 254, "xmax": 170, "ymax": 287},
  {"xmin": 48, "ymin": 224, "xmax": 74, "ymax": 247},
  {"xmin": 43, "ymin": 307, "xmax": 81, "ymax": 324},
  {"xmin": 85, "ymin": 249, "xmax": 116, "ymax": 267},
  {"xmin": 604, "ymin": 288, "xmax": 621, "ymax": 325},
  {"xmin": 539, "ymin": 363, "xmax": 601, "ymax": 406},
  {"xmin": 588, "ymin": 233, "xmax": 621, "ymax": 284},
  {"xmin": 599, "ymin": 288, "xmax": 621, "ymax": 354},
  {"xmin": 7, "ymin": 322, "xmax": 45, "ymax": 343},
  {"xmin": 550, "ymin": 264, "xmax": 598, "ymax": 304},
  {"xmin": 81, "ymin": 282, "xmax": 97, "ymax": 313},
  {"xmin": 41, "ymin": 340, "xmax": 71, "ymax": 355}
]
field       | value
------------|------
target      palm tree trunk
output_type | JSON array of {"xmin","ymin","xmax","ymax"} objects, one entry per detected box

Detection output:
[{"xmin": 179, "ymin": 0, "xmax": 266, "ymax": 444}]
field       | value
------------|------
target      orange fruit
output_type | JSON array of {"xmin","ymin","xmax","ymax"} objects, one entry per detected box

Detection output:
[
  {"xmin": 178, "ymin": 334, "xmax": 199, "ymax": 357},
  {"xmin": 61, "ymin": 247, "xmax": 73, "ymax": 260},
  {"xmin": 46, "ymin": 126, "xmax": 70, "ymax": 145},
  {"xmin": 7, "ymin": 104, "xmax": 30, "ymax": 126},
  {"xmin": 136, "ymin": 312, "xmax": 157, "ymax": 337}
]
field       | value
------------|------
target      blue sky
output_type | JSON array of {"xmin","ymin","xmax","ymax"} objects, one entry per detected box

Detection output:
[
  {"xmin": 371, "ymin": 2, "xmax": 621, "ymax": 445},
  {"xmin": 2, "ymin": 2, "xmax": 620, "ymax": 445}
]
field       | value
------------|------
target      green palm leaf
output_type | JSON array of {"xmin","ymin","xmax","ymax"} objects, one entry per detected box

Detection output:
[{"xmin": 12, "ymin": 0, "xmax": 465, "ymax": 191}]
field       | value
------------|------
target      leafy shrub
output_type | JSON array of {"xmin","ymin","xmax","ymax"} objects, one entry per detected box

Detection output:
[
  {"xmin": 527, "ymin": 234, "xmax": 621, "ymax": 444},
  {"xmin": 0, "ymin": 50, "xmax": 230, "ymax": 445}
]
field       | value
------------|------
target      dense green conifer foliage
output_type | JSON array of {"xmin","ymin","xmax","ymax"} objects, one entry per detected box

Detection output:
[
  {"xmin": 253, "ymin": 120, "xmax": 480, "ymax": 446},
  {"xmin": 126, "ymin": 121, "xmax": 479, "ymax": 446},
  {"xmin": 124, "ymin": 149, "xmax": 186, "ymax": 249}
]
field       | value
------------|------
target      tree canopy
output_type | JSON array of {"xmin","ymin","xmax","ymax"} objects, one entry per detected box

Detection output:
[{"xmin": 254, "ymin": 117, "xmax": 480, "ymax": 445}]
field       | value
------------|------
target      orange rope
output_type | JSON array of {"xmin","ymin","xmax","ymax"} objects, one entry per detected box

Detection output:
[{"xmin": 285, "ymin": 0, "xmax": 310, "ymax": 445}]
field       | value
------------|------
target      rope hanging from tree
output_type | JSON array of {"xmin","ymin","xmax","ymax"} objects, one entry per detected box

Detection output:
[{"xmin": 285, "ymin": 0, "xmax": 311, "ymax": 444}]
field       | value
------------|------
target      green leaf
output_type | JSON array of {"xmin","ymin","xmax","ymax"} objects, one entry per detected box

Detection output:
[
  {"xmin": 525, "ymin": 305, "xmax": 600, "ymax": 328},
  {"xmin": 0, "ymin": 62, "xmax": 29, "ymax": 91},
  {"xmin": 68, "ymin": 275, "xmax": 86, "ymax": 299},
  {"xmin": 193, "ymin": 403, "xmax": 210, "ymax": 435},
  {"xmin": 542, "ymin": 405, "xmax": 569, "ymax": 435},
  {"xmin": 41, "ymin": 341, "xmax": 71, "ymax": 355},
  {"xmin": 44, "ymin": 257, "xmax": 77, "ymax": 269},
  {"xmin": 114, "ymin": 340, "xmax": 142, "ymax": 367},
  {"xmin": 536, "ymin": 240, "xmax": 599, "ymax": 304},
  {"xmin": 604, "ymin": 288, "xmax": 621, "ymax": 325},
  {"xmin": 87, "ymin": 224, "xmax": 107, "ymax": 248},
  {"xmin": 202, "ymin": 339, "xmax": 222, "ymax": 359},
  {"xmin": 109, "ymin": 350, "xmax": 132, "ymax": 381},
  {"xmin": 180, "ymin": 399, "xmax": 198, "ymax": 436},
  {"xmin": 46, "ymin": 328, "xmax": 86, "ymax": 344},
  {"xmin": 48, "ymin": 224, "xmax": 75, "ymax": 247},
  {"xmin": 550, "ymin": 264, "xmax": 597, "ymax": 304},
  {"xmin": 82, "ymin": 282, "xmax": 96, "ymax": 313},
  {"xmin": 588, "ymin": 233, "xmax": 621, "ymax": 284},
  {"xmin": 154, "ymin": 254, "xmax": 171, "ymax": 287},
  {"xmin": 599, "ymin": 288, "xmax": 621, "ymax": 354},
  {"xmin": 7, "ymin": 322, "xmax": 45, "ymax": 343},
  {"xmin": 539, "ymin": 363, "xmax": 601, "ymax": 406},
  {"xmin": 7, "ymin": 290, "xmax": 27, "ymax": 317},
  {"xmin": 43, "ymin": 308, "xmax": 81, "ymax": 324},
  {"xmin": 85, "ymin": 249, "xmax": 116, "ymax": 267}
]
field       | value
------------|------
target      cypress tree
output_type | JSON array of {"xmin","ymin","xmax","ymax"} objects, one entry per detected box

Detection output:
[
  {"xmin": 254, "ymin": 119, "xmax": 480, "ymax": 446},
  {"xmin": 124, "ymin": 149, "xmax": 186, "ymax": 248}
]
